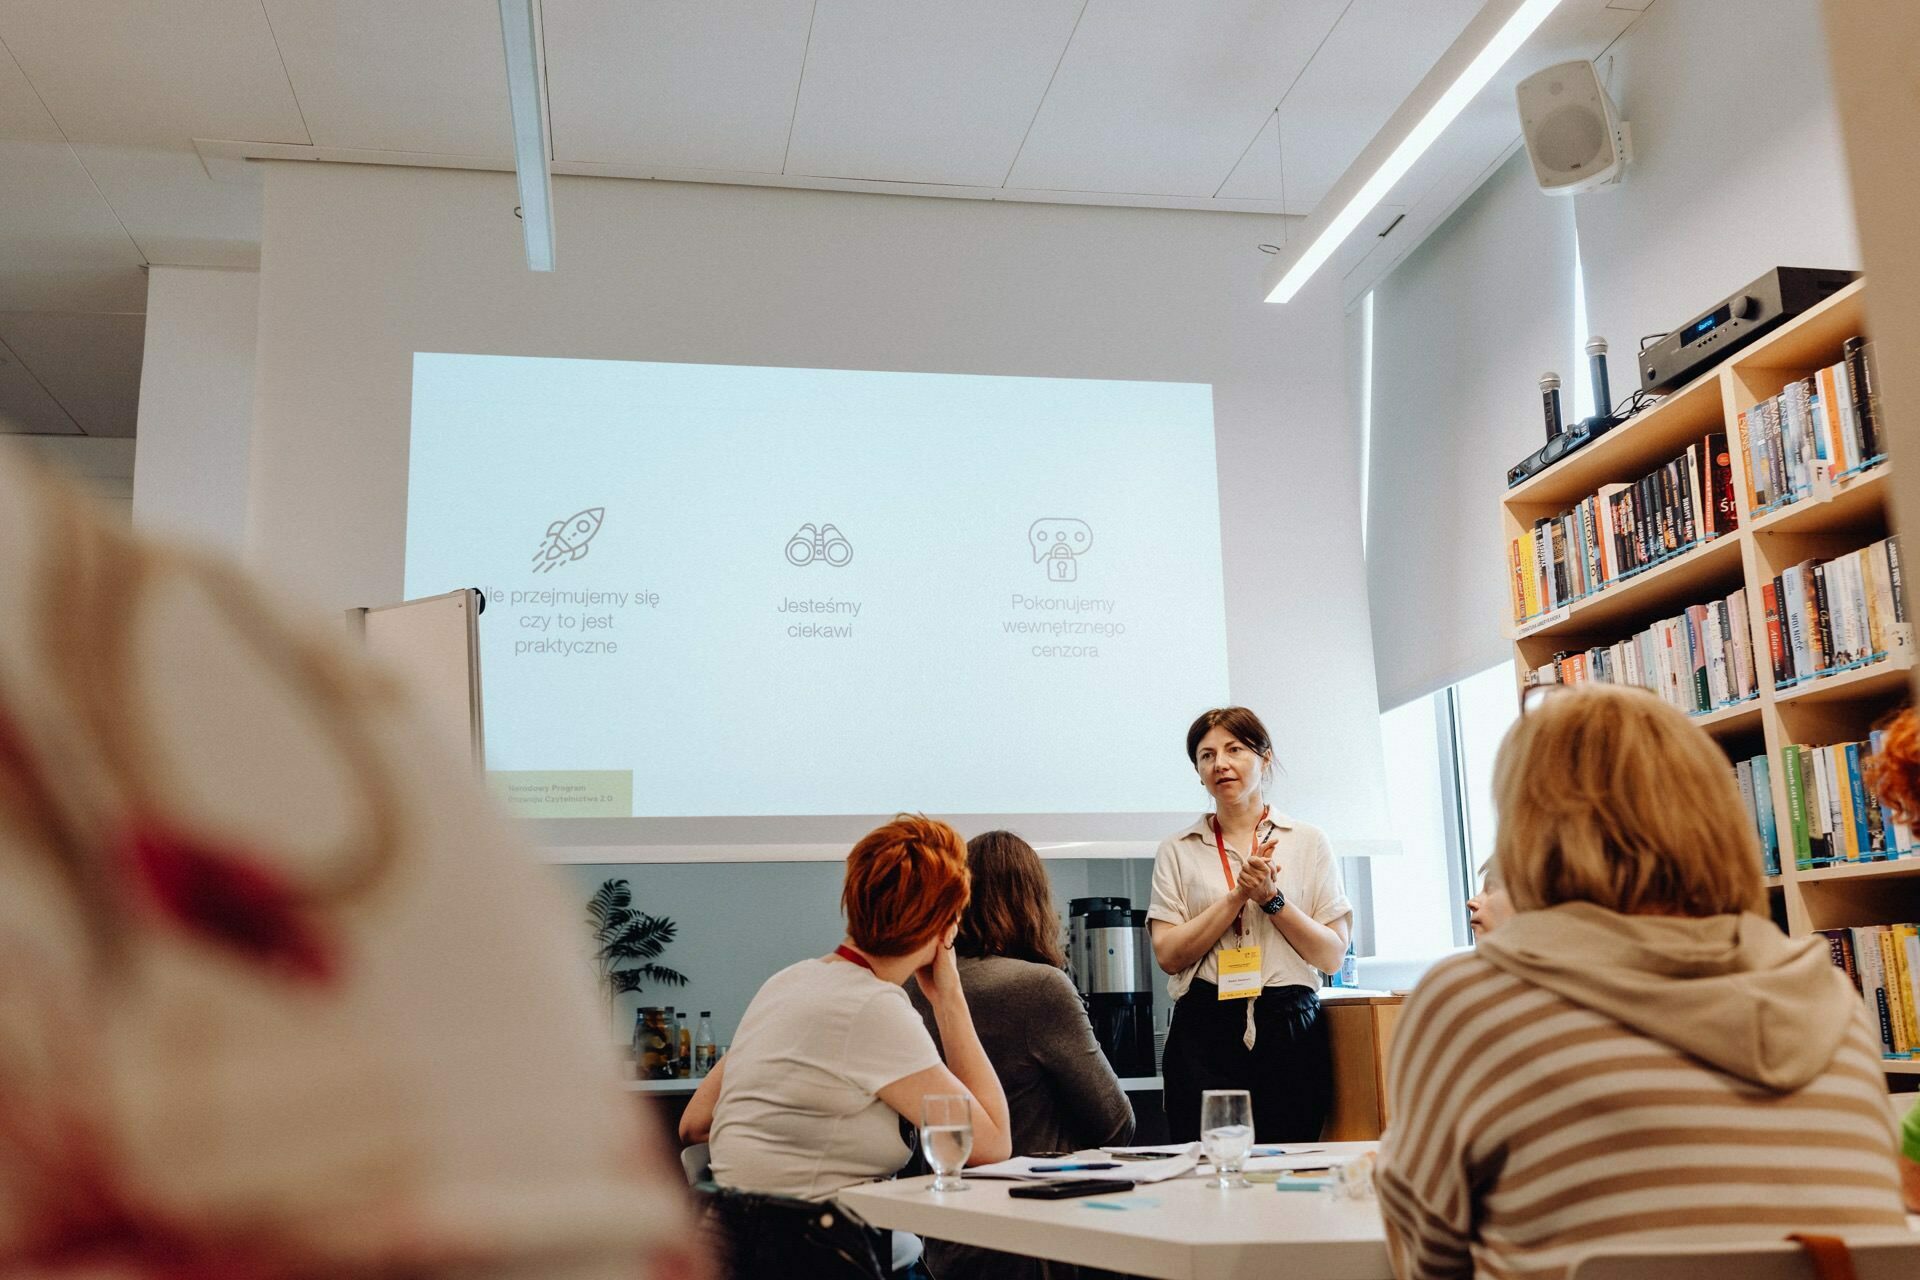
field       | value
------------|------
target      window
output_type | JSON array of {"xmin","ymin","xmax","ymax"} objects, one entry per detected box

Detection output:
[{"xmin": 1366, "ymin": 660, "xmax": 1521, "ymax": 959}]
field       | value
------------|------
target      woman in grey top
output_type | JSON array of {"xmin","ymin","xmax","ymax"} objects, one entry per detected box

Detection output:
[{"xmin": 910, "ymin": 830, "xmax": 1135, "ymax": 1280}]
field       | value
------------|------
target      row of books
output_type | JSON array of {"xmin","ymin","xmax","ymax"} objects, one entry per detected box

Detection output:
[
  {"xmin": 1777, "ymin": 732, "xmax": 1916, "ymax": 868},
  {"xmin": 1760, "ymin": 536, "xmax": 1909, "ymax": 688},
  {"xmin": 1733, "ymin": 753, "xmax": 1781, "ymax": 876},
  {"xmin": 1508, "ymin": 434, "xmax": 1736, "ymax": 624},
  {"xmin": 1817, "ymin": 924, "xmax": 1920, "ymax": 1060},
  {"xmin": 1737, "ymin": 338, "xmax": 1884, "ymax": 514},
  {"xmin": 1522, "ymin": 587, "xmax": 1758, "ymax": 717}
]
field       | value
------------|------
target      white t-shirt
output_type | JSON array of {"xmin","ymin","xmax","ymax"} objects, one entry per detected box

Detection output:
[
  {"xmin": 1147, "ymin": 811, "xmax": 1353, "ymax": 1000},
  {"xmin": 709, "ymin": 957, "xmax": 942, "ymax": 1202}
]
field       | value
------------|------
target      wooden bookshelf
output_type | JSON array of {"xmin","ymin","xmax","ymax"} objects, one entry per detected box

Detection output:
[{"xmin": 1503, "ymin": 280, "xmax": 1920, "ymax": 1076}]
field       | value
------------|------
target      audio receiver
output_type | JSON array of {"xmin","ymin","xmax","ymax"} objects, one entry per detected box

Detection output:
[{"xmin": 1638, "ymin": 267, "xmax": 1859, "ymax": 394}]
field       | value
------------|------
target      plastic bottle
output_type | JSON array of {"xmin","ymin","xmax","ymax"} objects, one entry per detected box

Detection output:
[
  {"xmin": 676, "ymin": 1012, "xmax": 692, "ymax": 1079},
  {"xmin": 630, "ymin": 1009, "xmax": 646, "ymax": 1064},
  {"xmin": 693, "ymin": 1011, "xmax": 718, "ymax": 1076},
  {"xmin": 1338, "ymin": 941, "xmax": 1360, "ymax": 989}
]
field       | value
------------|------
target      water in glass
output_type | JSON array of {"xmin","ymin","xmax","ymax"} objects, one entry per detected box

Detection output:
[
  {"xmin": 1200, "ymin": 1089, "xmax": 1254, "ymax": 1189},
  {"xmin": 922, "ymin": 1094, "xmax": 973, "ymax": 1192}
]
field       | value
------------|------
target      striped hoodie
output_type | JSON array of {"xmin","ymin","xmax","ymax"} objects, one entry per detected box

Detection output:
[{"xmin": 1375, "ymin": 902, "xmax": 1907, "ymax": 1280}]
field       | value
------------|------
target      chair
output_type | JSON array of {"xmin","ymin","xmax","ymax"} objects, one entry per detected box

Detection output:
[
  {"xmin": 1568, "ymin": 1234, "xmax": 1920, "ymax": 1280},
  {"xmin": 680, "ymin": 1141, "xmax": 711, "ymax": 1186},
  {"xmin": 699, "ymin": 1185, "xmax": 893, "ymax": 1280}
]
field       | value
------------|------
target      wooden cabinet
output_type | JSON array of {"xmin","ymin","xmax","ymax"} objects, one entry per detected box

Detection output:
[{"xmin": 1323, "ymin": 992, "xmax": 1403, "ymax": 1141}]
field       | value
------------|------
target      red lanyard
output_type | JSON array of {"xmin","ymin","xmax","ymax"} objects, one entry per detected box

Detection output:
[
  {"xmin": 833, "ymin": 944, "xmax": 875, "ymax": 972},
  {"xmin": 1208, "ymin": 807, "xmax": 1269, "ymax": 942}
]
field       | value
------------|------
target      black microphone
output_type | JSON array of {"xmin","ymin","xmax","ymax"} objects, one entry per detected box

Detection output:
[
  {"xmin": 1586, "ymin": 337, "xmax": 1613, "ymax": 421},
  {"xmin": 1540, "ymin": 373, "xmax": 1564, "ymax": 443}
]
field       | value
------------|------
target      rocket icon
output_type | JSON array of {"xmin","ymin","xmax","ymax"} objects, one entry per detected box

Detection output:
[{"xmin": 532, "ymin": 507, "xmax": 605, "ymax": 573}]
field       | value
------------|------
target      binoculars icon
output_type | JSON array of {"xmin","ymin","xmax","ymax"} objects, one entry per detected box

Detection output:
[{"xmin": 785, "ymin": 522, "xmax": 853, "ymax": 568}]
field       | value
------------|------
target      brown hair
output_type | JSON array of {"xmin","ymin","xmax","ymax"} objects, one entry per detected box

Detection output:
[
  {"xmin": 1492, "ymin": 684, "xmax": 1763, "ymax": 917},
  {"xmin": 841, "ymin": 814, "xmax": 971, "ymax": 956},
  {"xmin": 1863, "ymin": 707, "xmax": 1920, "ymax": 825},
  {"xmin": 1185, "ymin": 707, "xmax": 1276, "ymax": 777},
  {"xmin": 955, "ymin": 831, "xmax": 1066, "ymax": 969}
]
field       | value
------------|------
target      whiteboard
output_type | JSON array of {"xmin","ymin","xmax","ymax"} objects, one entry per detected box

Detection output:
[{"xmin": 349, "ymin": 588, "xmax": 484, "ymax": 769}]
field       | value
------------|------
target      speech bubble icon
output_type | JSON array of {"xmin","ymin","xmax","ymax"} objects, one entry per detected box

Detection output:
[{"xmin": 1029, "ymin": 518, "xmax": 1093, "ymax": 562}]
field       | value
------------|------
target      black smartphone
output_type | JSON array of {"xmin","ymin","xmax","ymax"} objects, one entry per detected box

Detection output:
[{"xmin": 1007, "ymin": 1178, "xmax": 1136, "ymax": 1200}]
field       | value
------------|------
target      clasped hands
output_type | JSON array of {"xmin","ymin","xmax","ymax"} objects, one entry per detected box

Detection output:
[{"xmin": 1234, "ymin": 836, "xmax": 1282, "ymax": 904}]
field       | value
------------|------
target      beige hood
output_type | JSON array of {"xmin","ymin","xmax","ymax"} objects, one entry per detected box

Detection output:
[{"xmin": 1476, "ymin": 901, "xmax": 1857, "ymax": 1092}]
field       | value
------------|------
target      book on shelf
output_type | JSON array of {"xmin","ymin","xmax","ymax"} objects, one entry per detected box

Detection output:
[
  {"xmin": 1780, "ymin": 733, "xmax": 1914, "ymax": 868},
  {"xmin": 1735, "ymin": 336, "xmax": 1885, "ymax": 514},
  {"xmin": 1765, "ymin": 535, "xmax": 1909, "ymax": 688},
  {"xmin": 1508, "ymin": 434, "xmax": 1734, "ymax": 625},
  {"xmin": 1817, "ymin": 924, "xmax": 1920, "ymax": 1059},
  {"xmin": 1522, "ymin": 585, "xmax": 1757, "ymax": 718},
  {"xmin": 1735, "ymin": 753, "xmax": 1781, "ymax": 876}
]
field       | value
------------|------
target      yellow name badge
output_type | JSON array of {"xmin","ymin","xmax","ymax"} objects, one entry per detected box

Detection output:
[{"xmin": 1216, "ymin": 946, "xmax": 1263, "ymax": 1000}]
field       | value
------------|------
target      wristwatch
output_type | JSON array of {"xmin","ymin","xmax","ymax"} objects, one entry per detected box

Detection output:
[{"xmin": 1260, "ymin": 889, "xmax": 1287, "ymax": 915}]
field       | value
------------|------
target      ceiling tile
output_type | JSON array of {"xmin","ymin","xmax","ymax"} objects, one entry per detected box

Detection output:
[
  {"xmin": 0, "ymin": 0, "xmax": 308, "ymax": 146},
  {"xmin": 0, "ymin": 139, "xmax": 147, "ymax": 312},
  {"xmin": 0, "ymin": 33, "xmax": 58, "ymax": 141},
  {"xmin": 1219, "ymin": 0, "xmax": 1483, "ymax": 210},
  {"xmin": 544, "ymin": 0, "xmax": 815, "ymax": 171},
  {"xmin": 1217, "ymin": 112, "xmax": 1292, "ymax": 210},
  {"xmin": 0, "ymin": 332, "xmax": 79, "ymax": 434},
  {"xmin": 1006, "ymin": 0, "xmax": 1348, "ymax": 197},
  {"xmin": 263, "ymin": 0, "xmax": 513, "ymax": 155},
  {"xmin": 71, "ymin": 145, "xmax": 263, "ymax": 267},
  {"xmin": 0, "ymin": 311, "xmax": 145, "ymax": 437},
  {"xmin": 784, "ymin": 0, "xmax": 1083, "ymax": 187}
]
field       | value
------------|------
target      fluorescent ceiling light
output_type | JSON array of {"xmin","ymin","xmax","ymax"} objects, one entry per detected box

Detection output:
[
  {"xmin": 1263, "ymin": 0, "xmax": 1564, "ymax": 304},
  {"xmin": 498, "ymin": 0, "xmax": 556, "ymax": 272}
]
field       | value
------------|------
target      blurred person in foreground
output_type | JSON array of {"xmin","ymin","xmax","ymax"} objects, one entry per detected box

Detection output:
[
  {"xmin": 1862, "ymin": 706, "xmax": 1920, "ymax": 1212},
  {"xmin": 1376, "ymin": 684, "xmax": 1907, "ymax": 1280},
  {"xmin": 0, "ymin": 450, "xmax": 701, "ymax": 1279}
]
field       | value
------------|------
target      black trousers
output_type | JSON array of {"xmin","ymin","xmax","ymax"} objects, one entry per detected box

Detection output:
[{"xmin": 1161, "ymin": 982, "xmax": 1332, "ymax": 1143}]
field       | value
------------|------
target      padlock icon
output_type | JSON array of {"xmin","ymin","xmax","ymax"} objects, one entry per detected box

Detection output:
[{"xmin": 1047, "ymin": 548, "xmax": 1077, "ymax": 582}]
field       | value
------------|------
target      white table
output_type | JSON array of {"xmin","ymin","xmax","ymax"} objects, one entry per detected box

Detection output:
[
  {"xmin": 627, "ymin": 1075, "xmax": 1167, "ymax": 1096},
  {"xmin": 837, "ymin": 1141, "xmax": 1391, "ymax": 1280}
]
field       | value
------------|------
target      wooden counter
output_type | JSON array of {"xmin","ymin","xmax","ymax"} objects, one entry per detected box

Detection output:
[{"xmin": 1322, "ymin": 992, "xmax": 1404, "ymax": 1141}]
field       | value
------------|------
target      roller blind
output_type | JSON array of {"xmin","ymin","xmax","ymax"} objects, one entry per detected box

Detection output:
[{"xmin": 1366, "ymin": 148, "xmax": 1576, "ymax": 710}]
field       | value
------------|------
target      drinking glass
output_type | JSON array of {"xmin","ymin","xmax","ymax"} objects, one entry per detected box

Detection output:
[
  {"xmin": 922, "ymin": 1094, "xmax": 973, "ymax": 1193},
  {"xmin": 1200, "ymin": 1089, "xmax": 1254, "ymax": 1189}
]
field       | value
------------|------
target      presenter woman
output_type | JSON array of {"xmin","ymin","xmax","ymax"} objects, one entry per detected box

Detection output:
[{"xmin": 1148, "ymin": 707, "xmax": 1353, "ymax": 1143}]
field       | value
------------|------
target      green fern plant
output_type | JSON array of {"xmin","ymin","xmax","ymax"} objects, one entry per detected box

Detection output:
[{"xmin": 587, "ymin": 878, "xmax": 688, "ymax": 1001}]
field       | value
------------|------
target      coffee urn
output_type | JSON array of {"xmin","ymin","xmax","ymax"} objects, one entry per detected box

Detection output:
[{"xmin": 1066, "ymin": 897, "xmax": 1156, "ymax": 1078}]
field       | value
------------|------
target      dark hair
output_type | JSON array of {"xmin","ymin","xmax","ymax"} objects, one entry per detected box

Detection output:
[
  {"xmin": 954, "ymin": 830, "xmax": 1066, "ymax": 970},
  {"xmin": 842, "ymin": 814, "xmax": 971, "ymax": 956},
  {"xmin": 1185, "ymin": 707, "xmax": 1276, "ymax": 769}
]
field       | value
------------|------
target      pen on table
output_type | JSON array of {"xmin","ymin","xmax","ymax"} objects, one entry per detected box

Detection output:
[{"xmin": 1029, "ymin": 1161, "xmax": 1122, "ymax": 1172}]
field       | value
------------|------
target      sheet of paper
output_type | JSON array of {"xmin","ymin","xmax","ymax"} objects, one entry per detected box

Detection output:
[
  {"xmin": 1241, "ymin": 1153, "xmax": 1342, "ymax": 1173},
  {"xmin": 963, "ymin": 1150, "xmax": 1200, "ymax": 1183}
]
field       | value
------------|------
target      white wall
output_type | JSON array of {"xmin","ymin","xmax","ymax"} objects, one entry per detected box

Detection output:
[
  {"xmin": 246, "ymin": 161, "xmax": 1392, "ymax": 843},
  {"xmin": 1573, "ymin": 0, "xmax": 1859, "ymax": 364},
  {"xmin": 133, "ymin": 265, "xmax": 259, "ymax": 552}
]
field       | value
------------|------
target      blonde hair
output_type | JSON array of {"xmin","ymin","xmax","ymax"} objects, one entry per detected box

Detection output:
[{"xmin": 1492, "ymin": 684, "xmax": 1763, "ymax": 917}]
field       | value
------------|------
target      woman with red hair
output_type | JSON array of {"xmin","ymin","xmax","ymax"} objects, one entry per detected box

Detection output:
[{"xmin": 680, "ymin": 815, "xmax": 1012, "ymax": 1276}]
